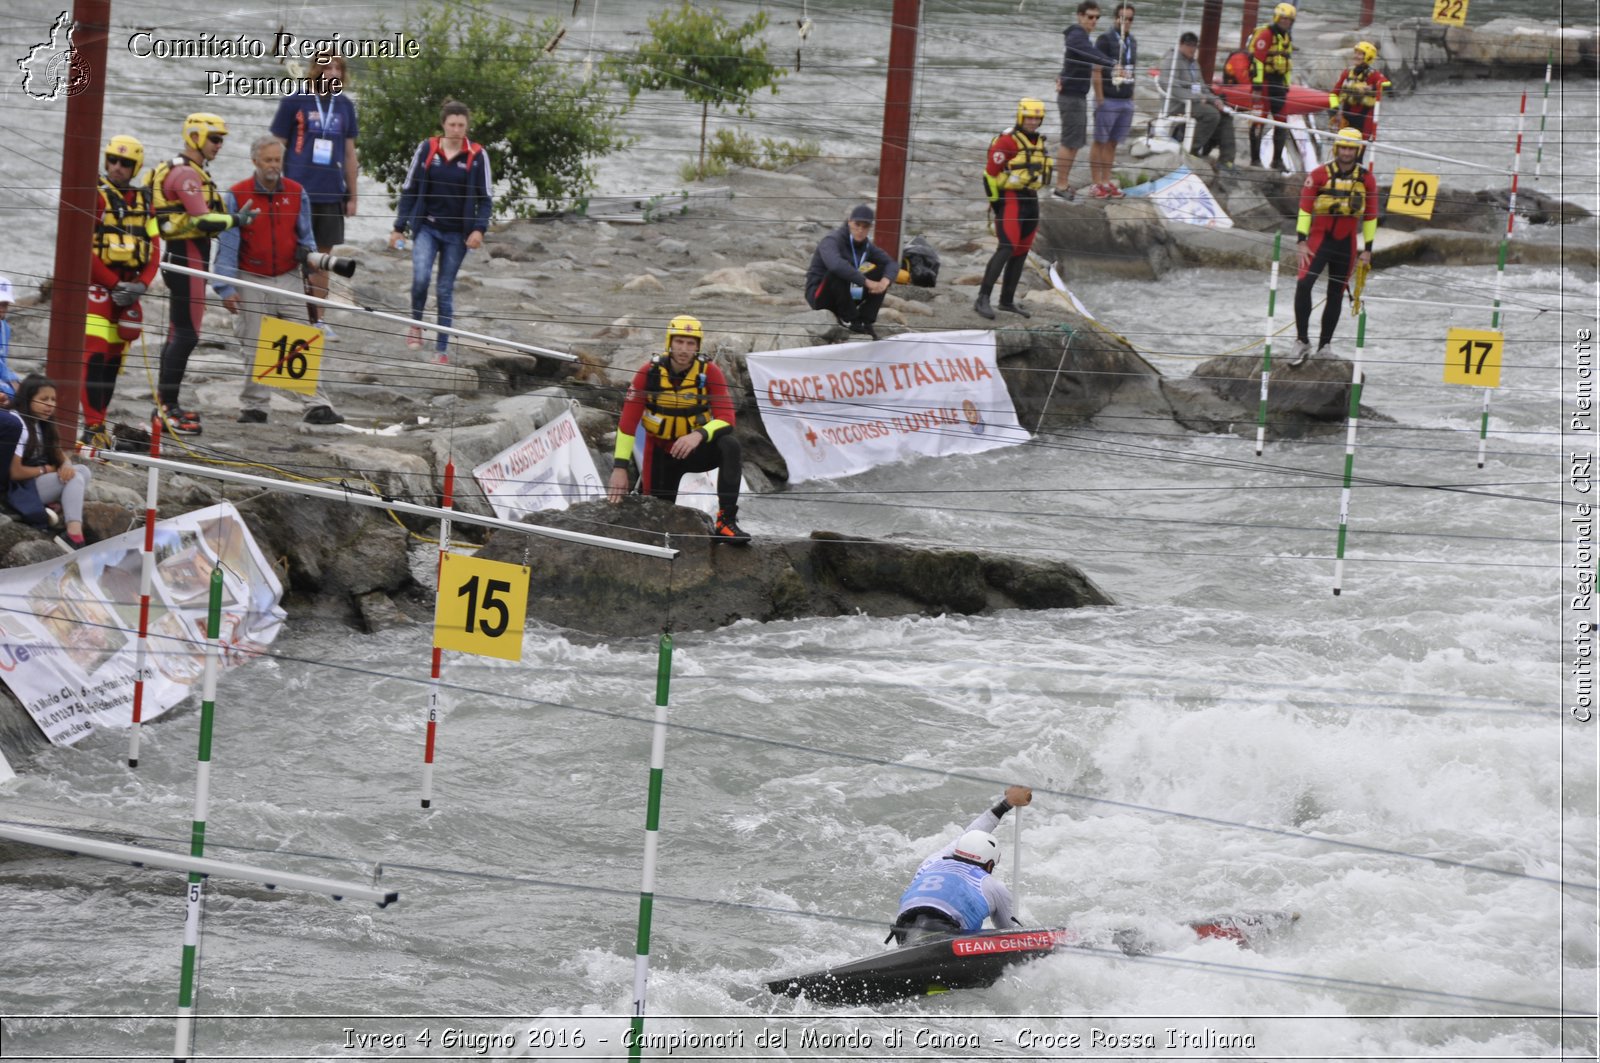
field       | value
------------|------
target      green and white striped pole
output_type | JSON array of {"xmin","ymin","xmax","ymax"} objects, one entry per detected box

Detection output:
[
  {"xmin": 1254, "ymin": 232, "xmax": 1284, "ymax": 456},
  {"xmin": 629, "ymin": 631, "xmax": 673, "ymax": 1062},
  {"xmin": 1478, "ymin": 93, "xmax": 1526, "ymax": 469},
  {"xmin": 1332, "ymin": 311, "xmax": 1367, "ymax": 596},
  {"xmin": 173, "ymin": 565, "xmax": 225, "ymax": 1062},
  {"xmin": 1533, "ymin": 52, "xmax": 1552, "ymax": 179}
]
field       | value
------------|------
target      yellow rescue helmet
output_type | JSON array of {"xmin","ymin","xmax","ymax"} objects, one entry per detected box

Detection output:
[
  {"xmin": 1016, "ymin": 97, "xmax": 1047, "ymax": 125},
  {"xmin": 1352, "ymin": 41, "xmax": 1378, "ymax": 64},
  {"xmin": 103, "ymin": 134, "xmax": 144, "ymax": 172},
  {"xmin": 1332, "ymin": 127, "xmax": 1366, "ymax": 154},
  {"xmin": 664, "ymin": 314, "xmax": 703, "ymax": 353},
  {"xmin": 1274, "ymin": 3, "xmax": 1296, "ymax": 20},
  {"xmin": 181, "ymin": 113, "xmax": 228, "ymax": 151}
]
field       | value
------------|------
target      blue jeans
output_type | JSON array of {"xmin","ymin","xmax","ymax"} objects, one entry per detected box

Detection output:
[{"xmin": 410, "ymin": 223, "xmax": 469, "ymax": 352}]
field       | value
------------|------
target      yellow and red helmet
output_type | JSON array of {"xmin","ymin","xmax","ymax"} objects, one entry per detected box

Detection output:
[
  {"xmin": 664, "ymin": 314, "xmax": 703, "ymax": 353},
  {"xmin": 1016, "ymin": 97, "xmax": 1048, "ymax": 125},
  {"xmin": 1353, "ymin": 41, "xmax": 1378, "ymax": 64},
  {"xmin": 102, "ymin": 134, "xmax": 144, "ymax": 173},
  {"xmin": 181, "ymin": 113, "xmax": 228, "ymax": 151},
  {"xmin": 1274, "ymin": 3, "xmax": 1297, "ymax": 20}
]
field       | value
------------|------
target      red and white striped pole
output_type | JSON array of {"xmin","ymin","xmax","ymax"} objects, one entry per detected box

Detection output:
[
  {"xmin": 1477, "ymin": 92, "xmax": 1525, "ymax": 469},
  {"xmin": 127, "ymin": 419, "xmax": 161, "ymax": 768},
  {"xmin": 421, "ymin": 460, "xmax": 455, "ymax": 809}
]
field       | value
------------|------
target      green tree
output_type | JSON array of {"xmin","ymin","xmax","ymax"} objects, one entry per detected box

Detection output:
[
  {"xmin": 610, "ymin": 1, "xmax": 786, "ymax": 177},
  {"xmin": 362, "ymin": 1, "xmax": 628, "ymax": 217}
]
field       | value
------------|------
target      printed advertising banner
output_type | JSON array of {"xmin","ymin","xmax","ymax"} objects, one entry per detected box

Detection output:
[
  {"xmin": 473, "ymin": 410, "xmax": 605, "ymax": 520},
  {"xmin": 746, "ymin": 330, "xmax": 1027, "ymax": 483},
  {"xmin": 1124, "ymin": 166, "xmax": 1235, "ymax": 230},
  {"xmin": 0, "ymin": 503, "xmax": 285, "ymax": 746}
]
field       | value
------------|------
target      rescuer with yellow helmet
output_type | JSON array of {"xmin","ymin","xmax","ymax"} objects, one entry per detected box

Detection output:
[
  {"xmin": 148, "ymin": 112, "xmax": 258, "ymax": 436},
  {"xmin": 1246, "ymin": 2, "xmax": 1296, "ymax": 169},
  {"xmin": 974, "ymin": 98, "xmax": 1051, "ymax": 320},
  {"xmin": 80, "ymin": 133, "xmax": 161, "ymax": 448},
  {"xmin": 1290, "ymin": 128, "xmax": 1377, "ymax": 365},
  {"xmin": 1328, "ymin": 40, "xmax": 1391, "ymax": 138},
  {"xmin": 607, "ymin": 315, "xmax": 750, "ymax": 544}
]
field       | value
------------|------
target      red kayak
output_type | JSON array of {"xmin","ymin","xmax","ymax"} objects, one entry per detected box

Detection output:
[{"xmin": 1213, "ymin": 79, "xmax": 1331, "ymax": 117}]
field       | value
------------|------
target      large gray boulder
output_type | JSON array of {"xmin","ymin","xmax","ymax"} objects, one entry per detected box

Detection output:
[
  {"xmin": 1162, "ymin": 351, "xmax": 1372, "ymax": 439},
  {"xmin": 476, "ymin": 497, "xmax": 1111, "ymax": 637}
]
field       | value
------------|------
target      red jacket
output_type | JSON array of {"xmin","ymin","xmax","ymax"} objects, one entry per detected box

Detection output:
[{"xmin": 229, "ymin": 176, "xmax": 305, "ymax": 278}]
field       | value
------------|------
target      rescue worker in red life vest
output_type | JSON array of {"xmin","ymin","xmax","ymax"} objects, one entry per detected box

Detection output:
[
  {"xmin": 211, "ymin": 136, "xmax": 343, "ymax": 426},
  {"xmin": 150, "ymin": 113, "xmax": 259, "ymax": 436},
  {"xmin": 1328, "ymin": 41, "xmax": 1391, "ymax": 139},
  {"xmin": 1291, "ymin": 128, "xmax": 1378, "ymax": 366},
  {"xmin": 890, "ymin": 786, "xmax": 1033, "ymax": 946},
  {"xmin": 1246, "ymin": 3, "xmax": 1296, "ymax": 170},
  {"xmin": 975, "ymin": 99, "xmax": 1052, "ymax": 321},
  {"xmin": 607, "ymin": 316, "xmax": 750, "ymax": 544},
  {"xmin": 81, "ymin": 134, "xmax": 160, "ymax": 449}
]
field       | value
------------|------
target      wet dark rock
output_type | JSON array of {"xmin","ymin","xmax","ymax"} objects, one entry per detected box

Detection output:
[{"xmin": 475, "ymin": 497, "xmax": 1112, "ymax": 637}]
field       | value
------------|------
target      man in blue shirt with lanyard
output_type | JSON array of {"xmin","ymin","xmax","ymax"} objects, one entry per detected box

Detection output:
[
  {"xmin": 271, "ymin": 49, "xmax": 358, "ymax": 339},
  {"xmin": 1089, "ymin": 3, "xmax": 1138, "ymax": 198}
]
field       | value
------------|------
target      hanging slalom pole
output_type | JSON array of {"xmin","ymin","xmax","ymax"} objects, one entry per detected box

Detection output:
[
  {"xmin": 421, "ymin": 460, "xmax": 456, "ymax": 809},
  {"xmin": 173, "ymin": 565, "xmax": 226, "ymax": 1062},
  {"xmin": 127, "ymin": 420, "xmax": 162, "ymax": 768},
  {"xmin": 1533, "ymin": 51, "xmax": 1552, "ymax": 180},
  {"xmin": 1009, "ymin": 804, "xmax": 1023, "ymax": 915},
  {"xmin": 1332, "ymin": 312, "xmax": 1368, "ymax": 596},
  {"xmin": 629, "ymin": 629, "xmax": 674, "ymax": 1063},
  {"xmin": 1254, "ymin": 232, "xmax": 1284, "ymax": 457},
  {"xmin": 1477, "ymin": 92, "xmax": 1526, "ymax": 470}
]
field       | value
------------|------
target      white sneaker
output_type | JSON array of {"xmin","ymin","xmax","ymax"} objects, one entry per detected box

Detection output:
[
  {"xmin": 1315, "ymin": 343, "xmax": 1332, "ymax": 360},
  {"xmin": 1288, "ymin": 339, "xmax": 1311, "ymax": 367},
  {"xmin": 318, "ymin": 323, "xmax": 338, "ymax": 342}
]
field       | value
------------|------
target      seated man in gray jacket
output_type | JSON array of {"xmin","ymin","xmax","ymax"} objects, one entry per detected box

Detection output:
[{"xmin": 1159, "ymin": 32, "xmax": 1237, "ymax": 170}]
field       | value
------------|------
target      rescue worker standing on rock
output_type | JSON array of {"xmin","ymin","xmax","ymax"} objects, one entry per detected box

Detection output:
[
  {"xmin": 975, "ymin": 99, "xmax": 1051, "ymax": 321},
  {"xmin": 151, "ymin": 113, "xmax": 258, "ymax": 436},
  {"xmin": 607, "ymin": 315, "xmax": 750, "ymax": 544},
  {"xmin": 1329, "ymin": 41, "xmax": 1391, "ymax": 139},
  {"xmin": 1291, "ymin": 128, "xmax": 1378, "ymax": 365},
  {"xmin": 1247, "ymin": 3, "xmax": 1296, "ymax": 170},
  {"xmin": 82, "ymin": 134, "xmax": 160, "ymax": 449}
]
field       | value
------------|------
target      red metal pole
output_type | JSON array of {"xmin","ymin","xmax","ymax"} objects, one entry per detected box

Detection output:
[
  {"xmin": 873, "ymin": 0, "xmax": 920, "ymax": 262},
  {"xmin": 1239, "ymin": 0, "xmax": 1261, "ymax": 51},
  {"xmin": 45, "ymin": 0, "xmax": 110, "ymax": 443},
  {"xmin": 1198, "ymin": 0, "xmax": 1225, "ymax": 85},
  {"xmin": 1358, "ymin": 0, "xmax": 1375, "ymax": 28}
]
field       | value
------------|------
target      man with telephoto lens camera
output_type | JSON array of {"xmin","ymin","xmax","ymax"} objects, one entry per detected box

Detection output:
[{"xmin": 213, "ymin": 134, "xmax": 346, "ymax": 426}]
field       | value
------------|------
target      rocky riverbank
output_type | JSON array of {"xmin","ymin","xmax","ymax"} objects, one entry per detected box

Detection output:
[{"xmin": 0, "ymin": 14, "xmax": 1589, "ymax": 632}]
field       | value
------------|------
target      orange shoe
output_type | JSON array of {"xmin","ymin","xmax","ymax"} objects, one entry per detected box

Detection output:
[{"xmin": 713, "ymin": 509, "xmax": 751, "ymax": 545}]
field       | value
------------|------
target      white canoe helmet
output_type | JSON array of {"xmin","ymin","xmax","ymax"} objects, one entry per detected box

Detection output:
[
  {"xmin": 953, "ymin": 829, "xmax": 1000, "ymax": 869},
  {"xmin": 0, "ymin": 275, "xmax": 12, "ymax": 304}
]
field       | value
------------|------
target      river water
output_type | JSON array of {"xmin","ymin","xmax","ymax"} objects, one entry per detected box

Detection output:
[{"xmin": 1, "ymin": 0, "xmax": 1596, "ymax": 1060}]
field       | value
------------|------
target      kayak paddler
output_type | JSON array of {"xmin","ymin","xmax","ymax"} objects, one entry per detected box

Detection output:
[{"xmin": 889, "ymin": 785, "xmax": 1033, "ymax": 946}]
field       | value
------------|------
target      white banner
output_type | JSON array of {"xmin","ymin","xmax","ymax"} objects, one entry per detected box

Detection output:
[
  {"xmin": 0, "ymin": 503, "xmax": 285, "ymax": 746},
  {"xmin": 747, "ymin": 330, "xmax": 1027, "ymax": 484},
  {"xmin": 473, "ymin": 410, "xmax": 605, "ymax": 520}
]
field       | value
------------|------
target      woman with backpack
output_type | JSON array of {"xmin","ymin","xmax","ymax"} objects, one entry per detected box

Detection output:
[{"xmin": 388, "ymin": 100, "xmax": 493, "ymax": 363}]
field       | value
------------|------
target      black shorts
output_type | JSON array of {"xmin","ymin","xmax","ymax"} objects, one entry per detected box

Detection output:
[{"xmin": 309, "ymin": 200, "xmax": 345, "ymax": 250}]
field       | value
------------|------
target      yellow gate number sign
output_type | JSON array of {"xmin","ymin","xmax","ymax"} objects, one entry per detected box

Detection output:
[
  {"xmin": 1443, "ymin": 327, "xmax": 1503, "ymax": 388},
  {"xmin": 434, "ymin": 553, "xmax": 531, "ymax": 661},
  {"xmin": 1432, "ymin": 0, "xmax": 1467, "ymax": 26},
  {"xmin": 1387, "ymin": 168, "xmax": 1439, "ymax": 220},
  {"xmin": 252, "ymin": 315, "xmax": 324, "ymax": 395}
]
